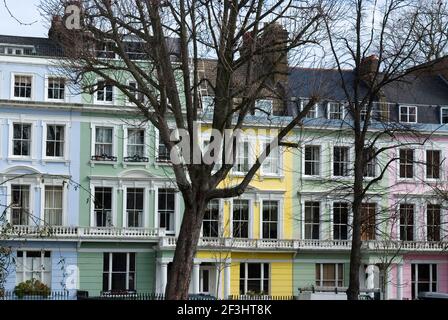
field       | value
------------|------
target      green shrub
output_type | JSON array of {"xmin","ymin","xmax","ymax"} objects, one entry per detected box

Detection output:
[{"xmin": 14, "ymin": 279, "xmax": 51, "ymax": 298}]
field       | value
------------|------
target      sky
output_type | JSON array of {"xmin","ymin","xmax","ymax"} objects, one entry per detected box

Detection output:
[{"xmin": 0, "ymin": 0, "xmax": 48, "ymax": 37}]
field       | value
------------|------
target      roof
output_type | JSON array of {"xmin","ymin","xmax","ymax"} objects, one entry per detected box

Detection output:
[{"xmin": 0, "ymin": 35, "xmax": 64, "ymax": 57}]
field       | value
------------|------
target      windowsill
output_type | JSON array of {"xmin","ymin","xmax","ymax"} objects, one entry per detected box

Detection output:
[
  {"xmin": 330, "ymin": 175, "xmax": 353, "ymax": 181},
  {"xmin": 42, "ymin": 158, "xmax": 70, "ymax": 164},
  {"xmin": 260, "ymin": 173, "xmax": 284, "ymax": 179},
  {"xmin": 155, "ymin": 160, "xmax": 172, "ymax": 166},
  {"xmin": 123, "ymin": 162, "xmax": 149, "ymax": 167},
  {"xmin": 11, "ymin": 97, "xmax": 33, "ymax": 101},
  {"xmin": 302, "ymin": 175, "xmax": 324, "ymax": 181},
  {"xmin": 45, "ymin": 98, "xmax": 67, "ymax": 103},
  {"xmin": 397, "ymin": 178, "xmax": 417, "ymax": 183},
  {"xmin": 7, "ymin": 156, "xmax": 33, "ymax": 162},
  {"xmin": 89, "ymin": 160, "xmax": 118, "ymax": 168},
  {"xmin": 94, "ymin": 101, "xmax": 115, "ymax": 106}
]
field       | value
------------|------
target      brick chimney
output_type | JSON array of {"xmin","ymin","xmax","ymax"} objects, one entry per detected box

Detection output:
[
  {"xmin": 358, "ymin": 55, "xmax": 379, "ymax": 83},
  {"xmin": 260, "ymin": 23, "xmax": 289, "ymax": 84}
]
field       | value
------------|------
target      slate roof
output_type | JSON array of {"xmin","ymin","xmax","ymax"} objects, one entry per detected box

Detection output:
[{"xmin": 0, "ymin": 35, "xmax": 64, "ymax": 57}]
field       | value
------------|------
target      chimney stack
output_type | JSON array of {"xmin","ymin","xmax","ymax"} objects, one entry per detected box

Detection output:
[{"xmin": 358, "ymin": 55, "xmax": 379, "ymax": 83}]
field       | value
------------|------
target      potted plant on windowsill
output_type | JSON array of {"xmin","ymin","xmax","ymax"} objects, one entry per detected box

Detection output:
[{"xmin": 14, "ymin": 279, "xmax": 51, "ymax": 299}]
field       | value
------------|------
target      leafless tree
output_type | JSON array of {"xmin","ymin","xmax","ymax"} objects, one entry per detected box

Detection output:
[
  {"xmin": 321, "ymin": 0, "xmax": 447, "ymax": 299},
  {"xmin": 39, "ymin": 0, "xmax": 335, "ymax": 299}
]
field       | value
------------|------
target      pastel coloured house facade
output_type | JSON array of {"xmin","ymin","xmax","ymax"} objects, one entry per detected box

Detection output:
[{"xmin": 1, "ymin": 33, "xmax": 448, "ymax": 300}]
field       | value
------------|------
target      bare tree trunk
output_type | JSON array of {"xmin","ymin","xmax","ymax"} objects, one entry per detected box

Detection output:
[
  {"xmin": 165, "ymin": 194, "xmax": 206, "ymax": 300},
  {"xmin": 347, "ymin": 137, "xmax": 365, "ymax": 300}
]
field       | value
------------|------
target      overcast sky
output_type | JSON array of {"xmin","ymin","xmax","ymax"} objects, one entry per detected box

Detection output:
[{"xmin": 0, "ymin": 0, "xmax": 48, "ymax": 37}]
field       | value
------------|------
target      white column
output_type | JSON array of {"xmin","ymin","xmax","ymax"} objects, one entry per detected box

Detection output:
[
  {"xmin": 157, "ymin": 262, "xmax": 168, "ymax": 294},
  {"xmin": 385, "ymin": 268, "xmax": 392, "ymax": 300},
  {"xmin": 215, "ymin": 264, "xmax": 221, "ymax": 299},
  {"xmin": 192, "ymin": 262, "xmax": 200, "ymax": 294},
  {"xmin": 366, "ymin": 265, "xmax": 375, "ymax": 298},
  {"xmin": 397, "ymin": 263, "xmax": 403, "ymax": 300},
  {"xmin": 224, "ymin": 263, "xmax": 231, "ymax": 299}
]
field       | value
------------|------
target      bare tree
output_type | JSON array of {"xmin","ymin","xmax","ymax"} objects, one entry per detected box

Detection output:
[
  {"xmin": 320, "ymin": 0, "xmax": 448, "ymax": 300},
  {"xmin": 40, "ymin": 0, "xmax": 334, "ymax": 299}
]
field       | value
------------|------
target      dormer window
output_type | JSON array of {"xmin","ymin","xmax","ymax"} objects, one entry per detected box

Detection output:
[
  {"xmin": 441, "ymin": 107, "xmax": 448, "ymax": 124},
  {"xmin": 328, "ymin": 102, "xmax": 344, "ymax": 120},
  {"xmin": 399, "ymin": 105, "xmax": 417, "ymax": 123},
  {"xmin": 301, "ymin": 99, "xmax": 318, "ymax": 119}
]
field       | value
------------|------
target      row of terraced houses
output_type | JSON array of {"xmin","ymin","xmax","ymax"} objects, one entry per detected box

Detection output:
[{"xmin": 1, "ymin": 27, "xmax": 448, "ymax": 300}]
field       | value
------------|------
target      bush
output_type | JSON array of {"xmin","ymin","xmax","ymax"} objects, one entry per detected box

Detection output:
[{"xmin": 14, "ymin": 279, "xmax": 51, "ymax": 298}]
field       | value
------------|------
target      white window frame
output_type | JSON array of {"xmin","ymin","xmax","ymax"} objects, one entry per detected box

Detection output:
[
  {"xmin": 42, "ymin": 121, "xmax": 70, "ymax": 163},
  {"xmin": 123, "ymin": 186, "xmax": 148, "ymax": 228},
  {"xmin": 90, "ymin": 124, "xmax": 117, "ymax": 164},
  {"xmin": 424, "ymin": 148, "xmax": 443, "ymax": 181},
  {"xmin": 260, "ymin": 137, "xmax": 283, "ymax": 177},
  {"xmin": 426, "ymin": 203, "xmax": 442, "ymax": 242},
  {"xmin": 240, "ymin": 263, "xmax": 270, "ymax": 295},
  {"xmin": 200, "ymin": 199, "xmax": 223, "ymax": 238},
  {"xmin": 11, "ymin": 73, "xmax": 34, "ymax": 101},
  {"xmin": 126, "ymin": 80, "xmax": 146, "ymax": 106},
  {"xmin": 303, "ymin": 145, "xmax": 322, "ymax": 178},
  {"xmin": 44, "ymin": 75, "xmax": 67, "ymax": 102},
  {"xmin": 260, "ymin": 197, "xmax": 283, "ymax": 240},
  {"xmin": 154, "ymin": 186, "xmax": 179, "ymax": 235},
  {"xmin": 8, "ymin": 120, "xmax": 37, "ymax": 161},
  {"xmin": 7, "ymin": 181, "xmax": 34, "ymax": 226},
  {"xmin": 15, "ymin": 251, "xmax": 52, "ymax": 286},
  {"xmin": 411, "ymin": 264, "xmax": 438, "ymax": 299},
  {"xmin": 93, "ymin": 78, "xmax": 115, "ymax": 105},
  {"xmin": 123, "ymin": 126, "xmax": 148, "ymax": 164},
  {"xmin": 230, "ymin": 197, "xmax": 254, "ymax": 239},
  {"xmin": 331, "ymin": 144, "xmax": 352, "ymax": 178},
  {"xmin": 397, "ymin": 148, "xmax": 416, "ymax": 181},
  {"xmin": 41, "ymin": 181, "xmax": 67, "ymax": 226},
  {"xmin": 327, "ymin": 102, "xmax": 345, "ymax": 120},
  {"xmin": 232, "ymin": 136, "xmax": 255, "ymax": 176},
  {"xmin": 90, "ymin": 183, "xmax": 117, "ymax": 227},
  {"xmin": 440, "ymin": 107, "xmax": 448, "ymax": 125},
  {"xmin": 398, "ymin": 202, "xmax": 416, "ymax": 242},
  {"xmin": 302, "ymin": 200, "xmax": 321, "ymax": 240},
  {"xmin": 301, "ymin": 99, "xmax": 318, "ymax": 119},
  {"xmin": 315, "ymin": 263, "xmax": 344, "ymax": 288},
  {"xmin": 103, "ymin": 252, "xmax": 136, "ymax": 292},
  {"xmin": 399, "ymin": 105, "xmax": 418, "ymax": 124},
  {"xmin": 331, "ymin": 201, "xmax": 350, "ymax": 241}
]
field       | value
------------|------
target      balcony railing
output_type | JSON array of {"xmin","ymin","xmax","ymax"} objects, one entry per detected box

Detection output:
[
  {"xmin": 5, "ymin": 227, "xmax": 448, "ymax": 252},
  {"xmin": 6, "ymin": 225, "xmax": 163, "ymax": 241}
]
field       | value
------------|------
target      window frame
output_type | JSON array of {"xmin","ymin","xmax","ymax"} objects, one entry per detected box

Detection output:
[
  {"xmin": 45, "ymin": 75, "xmax": 67, "ymax": 102},
  {"xmin": 425, "ymin": 149, "xmax": 442, "ymax": 181},
  {"xmin": 303, "ymin": 201, "xmax": 321, "ymax": 240},
  {"xmin": 123, "ymin": 187, "xmax": 146, "ymax": 228},
  {"xmin": 332, "ymin": 145, "xmax": 352, "ymax": 178},
  {"xmin": 399, "ymin": 105, "xmax": 418, "ymax": 124},
  {"xmin": 15, "ymin": 251, "xmax": 52, "ymax": 287},
  {"xmin": 426, "ymin": 204, "xmax": 441, "ymax": 242},
  {"xmin": 315, "ymin": 263, "xmax": 344, "ymax": 288},
  {"xmin": 124, "ymin": 127, "xmax": 148, "ymax": 164},
  {"xmin": 411, "ymin": 264, "xmax": 438, "ymax": 299},
  {"xmin": 102, "ymin": 252, "xmax": 136, "ymax": 293},
  {"xmin": 42, "ymin": 122, "xmax": 70, "ymax": 163},
  {"xmin": 332, "ymin": 202, "xmax": 349, "ymax": 240},
  {"xmin": 91, "ymin": 124, "xmax": 117, "ymax": 163},
  {"xmin": 10, "ymin": 184, "xmax": 32, "ymax": 226},
  {"xmin": 11, "ymin": 73, "xmax": 34, "ymax": 101},
  {"xmin": 260, "ymin": 199, "xmax": 281, "ymax": 240},
  {"xmin": 327, "ymin": 102, "xmax": 345, "ymax": 120},
  {"xmin": 260, "ymin": 138, "xmax": 282, "ymax": 177},
  {"xmin": 90, "ymin": 184, "xmax": 116, "ymax": 227},
  {"xmin": 201, "ymin": 199, "xmax": 222, "ymax": 238},
  {"xmin": 42, "ymin": 184, "xmax": 66, "ymax": 227},
  {"xmin": 303, "ymin": 145, "xmax": 322, "ymax": 178},
  {"xmin": 156, "ymin": 187, "xmax": 178, "ymax": 235},
  {"xmin": 398, "ymin": 148, "xmax": 415, "ymax": 180},
  {"xmin": 239, "ymin": 263, "xmax": 270, "ymax": 295},
  {"xmin": 10, "ymin": 122, "xmax": 33, "ymax": 159},
  {"xmin": 94, "ymin": 79, "xmax": 115, "ymax": 105},
  {"xmin": 440, "ymin": 107, "xmax": 448, "ymax": 125},
  {"xmin": 399, "ymin": 203, "xmax": 415, "ymax": 241},
  {"xmin": 231, "ymin": 198, "xmax": 252, "ymax": 239}
]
